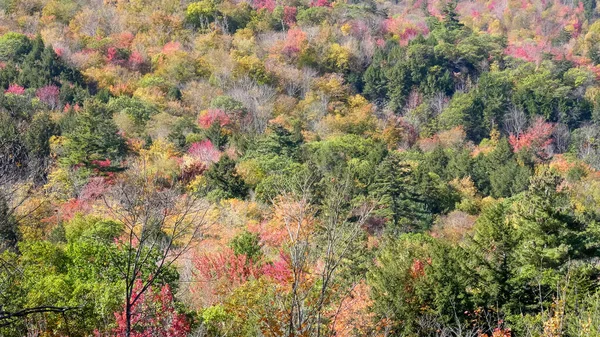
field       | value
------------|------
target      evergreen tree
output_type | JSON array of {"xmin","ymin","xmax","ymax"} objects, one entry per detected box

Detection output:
[
  {"xmin": 203, "ymin": 155, "xmax": 249, "ymax": 200},
  {"xmin": 370, "ymin": 153, "xmax": 430, "ymax": 233},
  {"xmin": 61, "ymin": 100, "xmax": 126, "ymax": 167}
]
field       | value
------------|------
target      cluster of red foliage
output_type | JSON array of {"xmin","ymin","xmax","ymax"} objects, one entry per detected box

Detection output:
[
  {"xmin": 188, "ymin": 139, "xmax": 221, "ymax": 163},
  {"xmin": 479, "ymin": 327, "xmax": 512, "ymax": 337},
  {"xmin": 282, "ymin": 28, "xmax": 307, "ymax": 58},
  {"xmin": 198, "ymin": 109, "xmax": 230, "ymax": 128},
  {"xmin": 105, "ymin": 280, "xmax": 190, "ymax": 337},
  {"xmin": 261, "ymin": 251, "xmax": 292, "ymax": 284},
  {"xmin": 505, "ymin": 42, "xmax": 549, "ymax": 64},
  {"xmin": 181, "ymin": 160, "xmax": 206, "ymax": 182},
  {"xmin": 283, "ymin": 6, "xmax": 297, "ymax": 26},
  {"xmin": 253, "ymin": 0, "xmax": 275, "ymax": 11},
  {"xmin": 410, "ymin": 258, "xmax": 430, "ymax": 278},
  {"xmin": 79, "ymin": 177, "xmax": 108, "ymax": 202},
  {"xmin": 36, "ymin": 85, "xmax": 60, "ymax": 108},
  {"xmin": 310, "ymin": 0, "xmax": 330, "ymax": 7},
  {"xmin": 63, "ymin": 102, "xmax": 81, "ymax": 112},
  {"xmin": 128, "ymin": 51, "xmax": 145, "ymax": 70},
  {"xmin": 162, "ymin": 41, "xmax": 181, "ymax": 55},
  {"xmin": 193, "ymin": 249, "xmax": 262, "ymax": 290},
  {"xmin": 5, "ymin": 83, "xmax": 25, "ymax": 95},
  {"xmin": 509, "ymin": 117, "xmax": 554, "ymax": 158},
  {"xmin": 382, "ymin": 18, "xmax": 429, "ymax": 46}
]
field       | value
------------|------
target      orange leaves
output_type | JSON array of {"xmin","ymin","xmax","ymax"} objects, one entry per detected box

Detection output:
[
  {"xmin": 283, "ymin": 28, "xmax": 307, "ymax": 59},
  {"xmin": 329, "ymin": 282, "xmax": 379, "ymax": 337}
]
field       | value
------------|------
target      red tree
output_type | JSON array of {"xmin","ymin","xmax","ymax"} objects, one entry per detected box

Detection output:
[
  {"xmin": 5, "ymin": 84, "xmax": 25, "ymax": 95},
  {"xmin": 509, "ymin": 117, "xmax": 554, "ymax": 159},
  {"xmin": 36, "ymin": 85, "xmax": 60, "ymax": 109},
  {"xmin": 106, "ymin": 280, "xmax": 190, "ymax": 337}
]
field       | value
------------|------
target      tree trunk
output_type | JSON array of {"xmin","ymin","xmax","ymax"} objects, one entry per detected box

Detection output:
[{"xmin": 125, "ymin": 299, "xmax": 132, "ymax": 337}]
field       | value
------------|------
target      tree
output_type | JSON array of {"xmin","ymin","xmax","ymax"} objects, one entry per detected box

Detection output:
[
  {"xmin": 0, "ymin": 195, "xmax": 18, "ymax": 252},
  {"xmin": 370, "ymin": 152, "xmax": 429, "ymax": 233},
  {"xmin": 368, "ymin": 234, "xmax": 475, "ymax": 336},
  {"xmin": 102, "ymin": 163, "xmax": 209, "ymax": 337},
  {"xmin": 273, "ymin": 174, "xmax": 374, "ymax": 337},
  {"xmin": 24, "ymin": 112, "xmax": 58, "ymax": 183},
  {"xmin": 61, "ymin": 100, "xmax": 126, "ymax": 167},
  {"xmin": 0, "ymin": 33, "xmax": 31, "ymax": 62},
  {"xmin": 229, "ymin": 230, "xmax": 262, "ymax": 261},
  {"xmin": 110, "ymin": 282, "xmax": 190, "ymax": 337},
  {"xmin": 201, "ymin": 155, "xmax": 248, "ymax": 200}
]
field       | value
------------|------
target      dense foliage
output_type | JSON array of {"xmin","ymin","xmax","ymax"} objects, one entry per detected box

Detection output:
[{"xmin": 3, "ymin": 0, "xmax": 600, "ymax": 336}]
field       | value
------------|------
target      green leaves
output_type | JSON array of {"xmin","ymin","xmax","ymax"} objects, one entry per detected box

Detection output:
[{"xmin": 60, "ymin": 100, "xmax": 126, "ymax": 167}]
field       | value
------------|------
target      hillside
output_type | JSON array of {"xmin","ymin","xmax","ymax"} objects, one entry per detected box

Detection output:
[{"xmin": 2, "ymin": 0, "xmax": 600, "ymax": 336}]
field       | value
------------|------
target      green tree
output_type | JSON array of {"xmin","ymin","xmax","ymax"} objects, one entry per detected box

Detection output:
[
  {"xmin": 61, "ymin": 100, "xmax": 126, "ymax": 167},
  {"xmin": 368, "ymin": 234, "xmax": 473, "ymax": 336},
  {"xmin": 370, "ymin": 153, "xmax": 430, "ymax": 233},
  {"xmin": 0, "ymin": 33, "xmax": 31, "ymax": 62},
  {"xmin": 202, "ymin": 155, "xmax": 249, "ymax": 200},
  {"xmin": 229, "ymin": 230, "xmax": 262, "ymax": 260}
]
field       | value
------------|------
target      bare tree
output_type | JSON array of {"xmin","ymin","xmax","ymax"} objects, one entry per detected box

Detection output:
[
  {"xmin": 503, "ymin": 105, "xmax": 527, "ymax": 136},
  {"xmin": 274, "ymin": 173, "xmax": 374, "ymax": 337},
  {"xmin": 228, "ymin": 78, "xmax": 277, "ymax": 134},
  {"xmin": 102, "ymin": 159, "xmax": 209, "ymax": 337},
  {"xmin": 552, "ymin": 123, "xmax": 570, "ymax": 154}
]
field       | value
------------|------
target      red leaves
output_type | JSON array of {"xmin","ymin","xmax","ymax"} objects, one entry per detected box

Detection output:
[
  {"xmin": 382, "ymin": 18, "xmax": 429, "ymax": 46},
  {"xmin": 198, "ymin": 109, "xmax": 230, "ymax": 129},
  {"xmin": 109, "ymin": 280, "xmax": 190, "ymax": 337},
  {"xmin": 479, "ymin": 327, "xmax": 512, "ymax": 337},
  {"xmin": 193, "ymin": 248, "xmax": 262, "ymax": 296},
  {"xmin": 261, "ymin": 252, "xmax": 292, "ymax": 284},
  {"xmin": 36, "ymin": 85, "xmax": 60, "ymax": 108},
  {"xmin": 410, "ymin": 258, "xmax": 431, "ymax": 278},
  {"xmin": 106, "ymin": 47, "xmax": 118, "ymax": 62},
  {"xmin": 79, "ymin": 177, "xmax": 108, "ymax": 202},
  {"xmin": 128, "ymin": 51, "xmax": 145, "ymax": 69},
  {"xmin": 310, "ymin": 0, "xmax": 330, "ymax": 7},
  {"xmin": 5, "ymin": 84, "xmax": 25, "ymax": 95},
  {"xmin": 282, "ymin": 28, "xmax": 307, "ymax": 58},
  {"xmin": 509, "ymin": 117, "xmax": 554, "ymax": 159},
  {"xmin": 162, "ymin": 41, "xmax": 181, "ymax": 55},
  {"xmin": 254, "ymin": 0, "xmax": 276, "ymax": 12},
  {"xmin": 188, "ymin": 139, "xmax": 221, "ymax": 164},
  {"xmin": 283, "ymin": 6, "xmax": 297, "ymax": 27}
]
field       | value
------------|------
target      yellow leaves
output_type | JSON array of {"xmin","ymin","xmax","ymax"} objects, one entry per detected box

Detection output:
[
  {"xmin": 313, "ymin": 73, "xmax": 348, "ymax": 101},
  {"xmin": 232, "ymin": 28, "xmax": 256, "ymax": 57},
  {"xmin": 584, "ymin": 85, "xmax": 600, "ymax": 102},
  {"xmin": 542, "ymin": 298, "xmax": 565, "ymax": 337},
  {"xmin": 83, "ymin": 66, "xmax": 117, "ymax": 88},
  {"xmin": 340, "ymin": 23, "xmax": 352, "ymax": 36},
  {"xmin": 153, "ymin": 50, "xmax": 210, "ymax": 83},
  {"xmin": 133, "ymin": 86, "xmax": 167, "ymax": 107},
  {"xmin": 324, "ymin": 94, "xmax": 376, "ymax": 136},
  {"xmin": 326, "ymin": 43, "xmax": 351, "ymax": 71},
  {"xmin": 233, "ymin": 54, "xmax": 270, "ymax": 84},
  {"xmin": 487, "ymin": 19, "xmax": 503, "ymax": 36},
  {"xmin": 237, "ymin": 159, "xmax": 266, "ymax": 187},
  {"xmin": 44, "ymin": 166, "xmax": 80, "ymax": 201},
  {"xmin": 136, "ymin": 139, "xmax": 180, "ymax": 179},
  {"xmin": 83, "ymin": 65, "xmax": 139, "ymax": 94},
  {"xmin": 49, "ymin": 135, "xmax": 66, "ymax": 159}
]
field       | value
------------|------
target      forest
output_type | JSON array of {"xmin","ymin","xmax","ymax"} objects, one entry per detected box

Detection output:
[{"xmin": 2, "ymin": 0, "xmax": 600, "ymax": 336}]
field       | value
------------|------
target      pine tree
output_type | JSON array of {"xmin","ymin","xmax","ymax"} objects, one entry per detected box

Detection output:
[
  {"xmin": 61, "ymin": 100, "xmax": 126, "ymax": 167},
  {"xmin": 370, "ymin": 153, "xmax": 429, "ymax": 234},
  {"xmin": 203, "ymin": 155, "xmax": 248, "ymax": 200}
]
